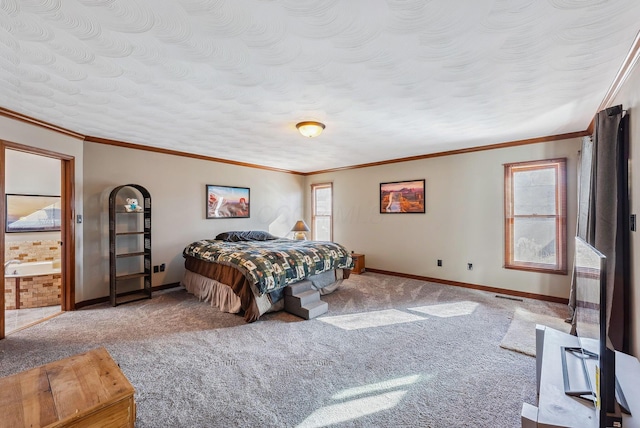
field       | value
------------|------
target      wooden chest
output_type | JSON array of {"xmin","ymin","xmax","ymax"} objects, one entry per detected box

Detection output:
[{"xmin": 0, "ymin": 347, "xmax": 136, "ymax": 428}]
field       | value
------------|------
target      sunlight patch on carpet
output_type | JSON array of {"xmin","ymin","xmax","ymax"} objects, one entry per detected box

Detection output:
[
  {"xmin": 408, "ymin": 301, "xmax": 479, "ymax": 318},
  {"xmin": 318, "ymin": 309, "xmax": 426, "ymax": 330},
  {"xmin": 297, "ymin": 374, "xmax": 424, "ymax": 427},
  {"xmin": 332, "ymin": 374, "xmax": 422, "ymax": 400},
  {"xmin": 296, "ymin": 390, "xmax": 406, "ymax": 428},
  {"xmin": 500, "ymin": 307, "xmax": 571, "ymax": 357}
]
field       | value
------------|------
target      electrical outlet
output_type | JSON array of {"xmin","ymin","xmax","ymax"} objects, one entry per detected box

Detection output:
[
  {"xmin": 437, "ymin": 259, "xmax": 442, "ymax": 267},
  {"xmin": 160, "ymin": 263, "xmax": 166, "ymax": 272},
  {"xmin": 153, "ymin": 265, "xmax": 159, "ymax": 273},
  {"xmin": 467, "ymin": 263, "xmax": 473, "ymax": 270}
]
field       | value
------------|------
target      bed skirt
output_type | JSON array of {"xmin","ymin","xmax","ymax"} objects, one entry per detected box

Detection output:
[
  {"xmin": 181, "ymin": 257, "xmax": 350, "ymax": 321},
  {"xmin": 181, "ymin": 269, "xmax": 280, "ymax": 316}
]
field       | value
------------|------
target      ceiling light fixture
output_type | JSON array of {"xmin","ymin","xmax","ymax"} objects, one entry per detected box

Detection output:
[{"xmin": 296, "ymin": 121, "xmax": 325, "ymax": 138}]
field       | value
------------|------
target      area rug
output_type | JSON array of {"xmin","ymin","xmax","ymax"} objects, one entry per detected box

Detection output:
[{"xmin": 500, "ymin": 306, "xmax": 572, "ymax": 357}]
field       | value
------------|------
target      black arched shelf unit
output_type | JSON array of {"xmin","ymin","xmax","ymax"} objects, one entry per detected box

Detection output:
[{"xmin": 108, "ymin": 184, "xmax": 152, "ymax": 306}]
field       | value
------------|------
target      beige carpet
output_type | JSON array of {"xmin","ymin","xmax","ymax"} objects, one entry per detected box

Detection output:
[
  {"xmin": 500, "ymin": 306, "xmax": 572, "ymax": 357},
  {"xmin": 1, "ymin": 274, "xmax": 565, "ymax": 427}
]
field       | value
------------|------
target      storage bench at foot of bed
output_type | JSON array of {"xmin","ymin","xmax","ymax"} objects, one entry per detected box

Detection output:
[{"xmin": 0, "ymin": 347, "xmax": 136, "ymax": 428}]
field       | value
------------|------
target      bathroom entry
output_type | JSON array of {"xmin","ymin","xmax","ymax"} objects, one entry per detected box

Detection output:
[{"xmin": 1, "ymin": 143, "xmax": 75, "ymax": 338}]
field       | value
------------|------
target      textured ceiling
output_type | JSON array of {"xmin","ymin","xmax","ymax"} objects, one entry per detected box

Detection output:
[{"xmin": 1, "ymin": 1, "xmax": 639, "ymax": 173}]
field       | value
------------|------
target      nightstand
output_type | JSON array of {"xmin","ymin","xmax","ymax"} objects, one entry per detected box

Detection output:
[{"xmin": 351, "ymin": 253, "xmax": 365, "ymax": 274}]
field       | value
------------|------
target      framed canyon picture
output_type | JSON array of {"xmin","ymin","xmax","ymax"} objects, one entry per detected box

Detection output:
[
  {"xmin": 206, "ymin": 185, "xmax": 250, "ymax": 219},
  {"xmin": 380, "ymin": 179, "xmax": 425, "ymax": 214}
]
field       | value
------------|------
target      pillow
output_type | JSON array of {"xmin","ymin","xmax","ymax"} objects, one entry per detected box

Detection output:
[{"xmin": 215, "ymin": 230, "xmax": 279, "ymax": 242}]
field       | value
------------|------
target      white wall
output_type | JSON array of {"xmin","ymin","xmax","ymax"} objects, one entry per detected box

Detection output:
[
  {"xmin": 306, "ymin": 138, "xmax": 581, "ymax": 300},
  {"xmin": 611, "ymin": 60, "xmax": 640, "ymax": 357},
  {"xmin": 82, "ymin": 142, "xmax": 304, "ymax": 301},
  {"xmin": 4, "ymin": 149, "xmax": 61, "ymax": 244}
]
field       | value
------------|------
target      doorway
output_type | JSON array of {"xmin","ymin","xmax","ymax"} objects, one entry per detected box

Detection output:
[{"xmin": 0, "ymin": 141, "xmax": 75, "ymax": 339}]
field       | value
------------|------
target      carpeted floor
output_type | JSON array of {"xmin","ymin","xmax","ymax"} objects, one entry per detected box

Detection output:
[{"xmin": 0, "ymin": 273, "xmax": 569, "ymax": 427}]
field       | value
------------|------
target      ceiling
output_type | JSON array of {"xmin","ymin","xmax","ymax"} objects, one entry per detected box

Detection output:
[{"xmin": 1, "ymin": 1, "xmax": 639, "ymax": 173}]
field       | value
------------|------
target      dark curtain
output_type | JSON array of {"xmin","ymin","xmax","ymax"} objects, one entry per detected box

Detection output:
[{"xmin": 569, "ymin": 105, "xmax": 629, "ymax": 352}]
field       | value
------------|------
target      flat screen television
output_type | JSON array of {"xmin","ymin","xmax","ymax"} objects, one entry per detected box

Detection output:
[{"xmin": 563, "ymin": 236, "xmax": 629, "ymax": 427}]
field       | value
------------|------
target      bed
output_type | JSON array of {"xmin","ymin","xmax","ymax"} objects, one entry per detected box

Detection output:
[{"xmin": 181, "ymin": 231, "xmax": 354, "ymax": 322}]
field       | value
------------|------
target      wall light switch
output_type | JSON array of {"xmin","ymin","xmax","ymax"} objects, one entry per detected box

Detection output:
[{"xmin": 77, "ymin": 215, "xmax": 83, "ymax": 224}]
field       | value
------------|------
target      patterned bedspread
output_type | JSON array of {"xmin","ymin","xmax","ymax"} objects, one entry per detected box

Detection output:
[{"xmin": 183, "ymin": 239, "xmax": 353, "ymax": 295}]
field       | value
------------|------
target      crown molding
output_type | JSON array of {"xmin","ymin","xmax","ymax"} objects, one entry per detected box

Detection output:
[
  {"xmin": 84, "ymin": 136, "xmax": 305, "ymax": 175},
  {"xmin": 0, "ymin": 104, "xmax": 589, "ymax": 175},
  {"xmin": 0, "ymin": 105, "xmax": 590, "ymax": 176},
  {"xmin": 303, "ymin": 130, "xmax": 589, "ymax": 175},
  {"xmin": 0, "ymin": 107, "xmax": 84, "ymax": 139},
  {"xmin": 584, "ymin": 31, "xmax": 640, "ymax": 136},
  {"xmin": 0, "ymin": 108, "xmax": 600, "ymax": 176},
  {"xmin": 595, "ymin": 30, "xmax": 640, "ymax": 116}
]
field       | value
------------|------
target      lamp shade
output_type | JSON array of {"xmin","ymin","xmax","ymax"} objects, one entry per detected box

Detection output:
[
  {"xmin": 291, "ymin": 220, "xmax": 310, "ymax": 232},
  {"xmin": 291, "ymin": 220, "xmax": 310, "ymax": 240},
  {"xmin": 296, "ymin": 121, "xmax": 325, "ymax": 138}
]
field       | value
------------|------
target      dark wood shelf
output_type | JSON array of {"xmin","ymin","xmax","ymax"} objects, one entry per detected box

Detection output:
[
  {"xmin": 113, "ymin": 291, "xmax": 152, "ymax": 305},
  {"xmin": 115, "ymin": 231, "xmax": 150, "ymax": 236},
  {"xmin": 116, "ymin": 252, "xmax": 147, "ymax": 258},
  {"xmin": 115, "ymin": 210, "xmax": 151, "ymax": 214},
  {"xmin": 115, "ymin": 272, "xmax": 149, "ymax": 281},
  {"xmin": 109, "ymin": 184, "xmax": 152, "ymax": 307}
]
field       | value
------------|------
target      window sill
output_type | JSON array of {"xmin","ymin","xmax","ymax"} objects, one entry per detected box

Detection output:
[{"xmin": 504, "ymin": 264, "xmax": 568, "ymax": 275}]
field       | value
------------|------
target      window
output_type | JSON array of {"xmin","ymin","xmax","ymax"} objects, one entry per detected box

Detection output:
[
  {"xmin": 504, "ymin": 158, "xmax": 567, "ymax": 274},
  {"xmin": 312, "ymin": 183, "xmax": 332, "ymax": 241}
]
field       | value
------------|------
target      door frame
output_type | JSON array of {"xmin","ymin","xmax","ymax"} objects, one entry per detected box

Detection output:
[{"xmin": 0, "ymin": 140, "xmax": 75, "ymax": 339}]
